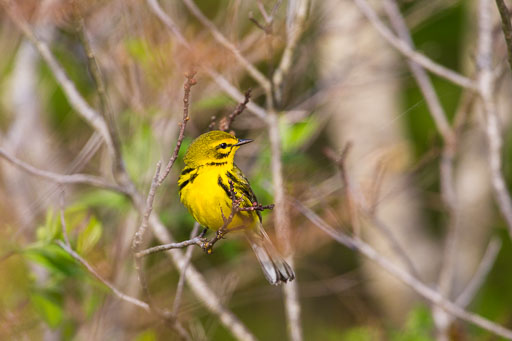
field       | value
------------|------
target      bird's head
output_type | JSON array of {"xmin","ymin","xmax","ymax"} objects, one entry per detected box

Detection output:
[{"xmin": 183, "ymin": 130, "xmax": 253, "ymax": 167}]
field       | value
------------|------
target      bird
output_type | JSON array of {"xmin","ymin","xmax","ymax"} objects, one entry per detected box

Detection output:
[{"xmin": 178, "ymin": 130, "xmax": 295, "ymax": 285}]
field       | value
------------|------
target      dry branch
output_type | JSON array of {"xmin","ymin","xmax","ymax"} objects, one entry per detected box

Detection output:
[
  {"xmin": 0, "ymin": 148, "xmax": 126, "ymax": 194},
  {"xmin": 478, "ymin": 0, "xmax": 512, "ymax": 240},
  {"xmin": 495, "ymin": 0, "xmax": 512, "ymax": 72},
  {"xmin": 353, "ymin": 0, "xmax": 477, "ymax": 90},
  {"xmin": 219, "ymin": 89, "xmax": 252, "ymax": 132},
  {"xmin": 295, "ymin": 201, "xmax": 512, "ymax": 340},
  {"xmin": 181, "ymin": 0, "xmax": 271, "ymax": 93},
  {"xmin": 146, "ymin": 0, "xmax": 268, "ymax": 121}
]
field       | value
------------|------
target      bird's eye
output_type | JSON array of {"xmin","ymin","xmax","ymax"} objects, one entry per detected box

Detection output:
[{"xmin": 219, "ymin": 143, "xmax": 227, "ymax": 149}]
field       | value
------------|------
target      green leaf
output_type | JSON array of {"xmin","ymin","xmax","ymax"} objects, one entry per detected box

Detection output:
[
  {"xmin": 24, "ymin": 243, "xmax": 81, "ymax": 278},
  {"xmin": 76, "ymin": 217, "xmax": 102, "ymax": 255},
  {"xmin": 135, "ymin": 329, "xmax": 157, "ymax": 341},
  {"xmin": 30, "ymin": 291, "xmax": 63, "ymax": 328},
  {"xmin": 390, "ymin": 304, "xmax": 434, "ymax": 341},
  {"xmin": 36, "ymin": 208, "xmax": 60, "ymax": 243},
  {"xmin": 279, "ymin": 115, "xmax": 318, "ymax": 153}
]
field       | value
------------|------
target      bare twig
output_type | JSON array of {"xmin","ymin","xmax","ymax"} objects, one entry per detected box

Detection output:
[
  {"xmin": 324, "ymin": 146, "xmax": 421, "ymax": 279},
  {"xmin": 75, "ymin": 18, "xmax": 124, "ymax": 176},
  {"xmin": 478, "ymin": 0, "xmax": 512, "ymax": 239},
  {"xmin": 455, "ymin": 237, "xmax": 501, "ymax": 308},
  {"xmin": 382, "ymin": 0, "xmax": 454, "ymax": 144},
  {"xmin": 0, "ymin": 148, "xmax": 126, "ymax": 194},
  {"xmin": 495, "ymin": 0, "xmax": 512, "ymax": 73},
  {"xmin": 158, "ymin": 71, "xmax": 196, "ymax": 185},
  {"xmin": 181, "ymin": 0, "xmax": 271, "ymax": 93},
  {"xmin": 2, "ymin": 4, "xmax": 115, "ymax": 158},
  {"xmin": 294, "ymin": 201, "xmax": 512, "ymax": 340},
  {"xmin": 380, "ymin": 2, "xmax": 460, "ymax": 336},
  {"xmin": 172, "ymin": 222, "xmax": 200, "ymax": 315},
  {"xmin": 132, "ymin": 161, "xmax": 162, "ymax": 301},
  {"xmin": 324, "ymin": 144, "xmax": 361, "ymax": 237},
  {"xmin": 146, "ymin": 0, "xmax": 268, "ymax": 121},
  {"xmin": 219, "ymin": 89, "xmax": 252, "ymax": 132},
  {"xmin": 352, "ymin": 0, "xmax": 477, "ymax": 90},
  {"xmin": 135, "ymin": 237, "xmax": 205, "ymax": 258},
  {"xmin": 272, "ymin": 0, "xmax": 310, "ymax": 104},
  {"xmin": 57, "ymin": 240, "xmax": 150, "ymax": 312}
]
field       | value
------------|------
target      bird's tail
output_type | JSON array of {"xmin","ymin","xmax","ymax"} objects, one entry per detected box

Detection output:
[{"xmin": 245, "ymin": 225, "xmax": 295, "ymax": 285}]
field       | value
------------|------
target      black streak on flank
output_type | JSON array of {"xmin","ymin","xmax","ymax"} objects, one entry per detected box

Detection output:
[
  {"xmin": 179, "ymin": 180, "xmax": 189, "ymax": 190},
  {"xmin": 227, "ymin": 172, "xmax": 253, "ymax": 200},
  {"xmin": 180, "ymin": 168, "xmax": 199, "ymax": 191},
  {"xmin": 226, "ymin": 171, "xmax": 241, "ymax": 185},
  {"xmin": 181, "ymin": 167, "xmax": 195, "ymax": 175},
  {"xmin": 218, "ymin": 176, "xmax": 231, "ymax": 199},
  {"xmin": 189, "ymin": 172, "xmax": 198, "ymax": 183}
]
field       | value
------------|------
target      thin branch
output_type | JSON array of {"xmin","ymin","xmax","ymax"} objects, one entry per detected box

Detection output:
[
  {"xmin": 380, "ymin": 2, "xmax": 460, "ymax": 336},
  {"xmin": 294, "ymin": 201, "xmax": 512, "ymax": 340},
  {"xmin": 352, "ymin": 0, "xmax": 477, "ymax": 90},
  {"xmin": 181, "ymin": 0, "xmax": 271, "ymax": 93},
  {"xmin": 57, "ymin": 240, "xmax": 150, "ymax": 312},
  {"xmin": 2, "ymin": 5, "xmax": 115, "ymax": 158},
  {"xmin": 324, "ymin": 146, "xmax": 421, "ymax": 279},
  {"xmin": 0, "ymin": 148, "xmax": 126, "ymax": 193},
  {"xmin": 382, "ymin": 0, "xmax": 454, "ymax": 145},
  {"xmin": 324, "ymin": 144, "xmax": 361, "ymax": 237},
  {"xmin": 495, "ymin": 0, "xmax": 512, "ymax": 73},
  {"xmin": 132, "ymin": 161, "xmax": 162, "ymax": 301},
  {"xmin": 146, "ymin": 0, "xmax": 268, "ymax": 121},
  {"xmin": 75, "ymin": 18, "xmax": 124, "ymax": 175},
  {"xmin": 158, "ymin": 71, "xmax": 196, "ymax": 185},
  {"xmin": 172, "ymin": 222, "xmax": 200, "ymax": 315},
  {"xmin": 455, "ymin": 237, "xmax": 501, "ymax": 308},
  {"xmin": 272, "ymin": 0, "xmax": 310, "ymax": 104},
  {"xmin": 219, "ymin": 89, "xmax": 252, "ymax": 132},
  {"xmin": 478, "ymin": 0, "xmax": 512, "ymax": 239}
]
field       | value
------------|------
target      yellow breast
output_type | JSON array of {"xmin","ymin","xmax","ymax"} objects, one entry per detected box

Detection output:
[{"xmin": 179, "ymin": 165, "xmax": 258, "ymax": 231}]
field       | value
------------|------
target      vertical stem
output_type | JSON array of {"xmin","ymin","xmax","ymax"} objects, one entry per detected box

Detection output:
[{"xmin": 267, "ymin": 110, "xmax": 302, "ymax": 341}]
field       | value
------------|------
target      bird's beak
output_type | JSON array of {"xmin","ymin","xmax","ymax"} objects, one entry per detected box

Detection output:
[{"xmin": 234, "ymin": 138, "xmax": 253, "ymax": 146}]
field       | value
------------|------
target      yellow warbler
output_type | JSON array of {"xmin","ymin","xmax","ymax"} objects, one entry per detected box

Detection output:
[{"xmin": 178, "ymin": 131, "xmax": 294, "ymax": 285}]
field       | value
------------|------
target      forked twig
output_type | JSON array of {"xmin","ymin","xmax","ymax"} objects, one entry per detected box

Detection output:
[
  {"xmin": 219, "ymin": 89, "xmax": 252, "ymax": 132},
  {"xmin": 158, "ymin": 72, "xmax": 197, "ymax": 185}
]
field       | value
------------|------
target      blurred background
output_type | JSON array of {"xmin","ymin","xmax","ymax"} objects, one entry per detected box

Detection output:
[{"xmin": 1, "ymin": 0, "xmax": 512, "ymax": 340}]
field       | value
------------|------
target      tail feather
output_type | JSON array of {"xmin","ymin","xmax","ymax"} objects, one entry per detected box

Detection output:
[{"xmin": 245, "ymin": 226, "xmax": 295, "ymax": 285}]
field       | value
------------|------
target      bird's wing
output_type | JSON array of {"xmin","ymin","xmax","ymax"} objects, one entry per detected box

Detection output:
[{"xmin": 229, "ymin": 165, "xmax": 262, "ymax": 222}]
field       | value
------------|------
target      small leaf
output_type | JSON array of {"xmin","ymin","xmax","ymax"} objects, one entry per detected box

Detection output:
[
  {"xmin": 279, "ymin": 115, "xmax": 318, "ymax": 152},
  {"xmin": 76, "ymin": 216, "xmax": 102, "ymax": 255},
  {"xmin": 36, "ymin": 208, "xmax": 60, "ymax": 243},
  {"xmin": 30, "ymin": 291, "xmax": 63, "ymax": 328},
  {"xmin": 24, "ymin": 243, "xmax": 81, "ymax": 277},
  {"xmin": 135, "ymin": 329, "xmax": 157, "ymax": 341}
]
